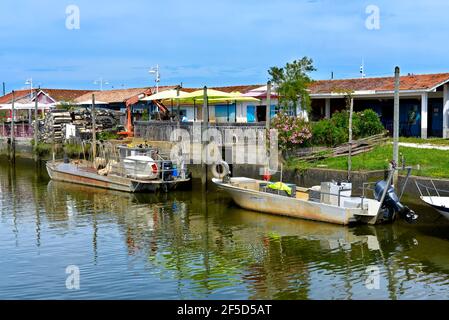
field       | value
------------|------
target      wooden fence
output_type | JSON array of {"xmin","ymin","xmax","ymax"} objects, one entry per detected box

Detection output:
[{"xmin": 134, "ymin": 121, "xmax": 266, "ymax": 142}]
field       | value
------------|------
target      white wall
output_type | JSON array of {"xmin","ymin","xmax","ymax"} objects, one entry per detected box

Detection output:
[{"xmin": 236, "ymin": 98, "xmax": 280, "ymax": 123}]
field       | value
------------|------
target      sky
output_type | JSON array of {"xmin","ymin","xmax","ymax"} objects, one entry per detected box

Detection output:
[{"xmin": 1, "ymin": 0, "xmax": 449, "ymax": 92}]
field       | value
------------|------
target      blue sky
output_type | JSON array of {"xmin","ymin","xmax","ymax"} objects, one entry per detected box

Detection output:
[{"xmin": 1, "ymin": 0, "xmax": 449, "ymax": 91}]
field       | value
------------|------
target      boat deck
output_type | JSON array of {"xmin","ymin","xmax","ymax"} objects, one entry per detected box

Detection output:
[{"xmin": 227, "ymin": 177, "xmax": 310, "ymax": 200}]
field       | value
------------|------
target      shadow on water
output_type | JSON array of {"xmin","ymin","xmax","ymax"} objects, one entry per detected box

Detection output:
[{"xmin": 1, "ymin": 158, "xmax": 449, "ymax": 299}]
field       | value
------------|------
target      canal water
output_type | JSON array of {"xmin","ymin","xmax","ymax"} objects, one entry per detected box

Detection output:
[{"xmin": 1, "ymin": 159, "xmax": 449, "ymax": 300}]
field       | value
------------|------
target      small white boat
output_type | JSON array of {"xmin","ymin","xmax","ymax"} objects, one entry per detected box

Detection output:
[
  {"xmin": 212, "ymin": 159, "xmax": 418, "ymax": 226},
  {"xmin": 415, "ymin": 180, "xmax": 449, "ymax": 220},
  {"xmin": 213, "ymin": 177, "xmax": 407, "ymax": 225},
  {"xmin": 420, "ymin": 196, "xmax": 449, "ymax": 220}
]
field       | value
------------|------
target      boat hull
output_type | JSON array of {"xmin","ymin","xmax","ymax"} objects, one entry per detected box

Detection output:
[
  {"xmin": 213, "ymin": 178, "xmax": 371, "ymax": 225},
  {"xmin": 421, "ymin": 196, "xmax": 449, "ymax": 220},
  {"xmin": 47, "ymin": 162, "xmax": 189, "ymax": 193}
]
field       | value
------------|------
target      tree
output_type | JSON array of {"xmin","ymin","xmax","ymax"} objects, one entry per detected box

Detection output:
[
  {"xmin": 332, "ymin": 88, "xmax": 354, "ymax": 181},
  {"xmin": 268, "ymin": 57, "xmax": 316, "ymax": 114}
]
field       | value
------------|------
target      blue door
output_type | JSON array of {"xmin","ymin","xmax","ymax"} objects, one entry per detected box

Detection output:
[
  {"xmin": 247, "ymin": 105, "xmax": 256, "ymax": 123},
  {"xmin": 270, "ymin": 105, "xmax": 277, "ymax": 119},
  {"xmin": 429, "ymin": 99, "xmax": 443, "ymax": 137}
]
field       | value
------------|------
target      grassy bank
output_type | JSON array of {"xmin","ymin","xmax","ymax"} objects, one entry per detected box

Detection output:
[{"xmin": 288, "ymin": 143, "xmax": 449, "ymax": 179}]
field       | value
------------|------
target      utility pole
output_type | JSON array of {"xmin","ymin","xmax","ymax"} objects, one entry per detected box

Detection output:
[
  {"xmin": 393, "ymin": 66, "xmax": 400, "ymax": 187},
  {"xmin": 2, "ymin": 82, "xmax": 5, "ymax": 96},
  {"xmin": 92, "ymin": 94, "xmax": 97, "ymax": 160},
  {"xmin": 265, "ymin": 81, "xmax": 272, "ymax": 131},
  {"xmin": 34, "ymin": 89, "xmax": 39, "ymax": 161}
]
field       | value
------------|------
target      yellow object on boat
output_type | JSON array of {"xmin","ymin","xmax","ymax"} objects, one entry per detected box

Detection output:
[{"xmin": 267, "ymin": 182, "xmax": 292, "ymax": 195}]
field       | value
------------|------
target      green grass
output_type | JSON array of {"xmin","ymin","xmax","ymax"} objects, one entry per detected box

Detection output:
[
  {"xmin": 34, "ymin": 142, "xmax": 53, "ymax": 157},
  {"xmin": 64, "ymin": 143, "xmax": 90, "ymax": 158},
  {"xmin": 97, "ymin": 131, "xmax": 120, "ymax": 141},
  {"xmin": 288, "ymin": 144, "xmax": 449, "ymax": 179}
]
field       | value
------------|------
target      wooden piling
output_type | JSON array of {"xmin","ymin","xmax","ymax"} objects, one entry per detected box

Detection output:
[
  {"xmin": 34, "ymin": 89, "xmax": 39, "ymax": 161},
  {"xmin": 176, "ymin": 86, "xmax": 181, "ymax": 125},
  {"xmin": 265, "ymin": 81, "xmax": 272, "ymax": 131},
  {"xmin": 9, "ymin": 90, "xmax": 15, "ymax": 163},
  {"xmin": 347, "ymin": 97, "xmax": 354, "ymax": 181},
  {"xmin": 201, "ymin": 86, "xmax": 208, "ymax": 190},
  {"xmin": 393, "ymin": 67, "xmax": 400, "ymax": 188},
  {"xmin": 92, "ymin": 94, "xmax": 97, "ymax": 160}
]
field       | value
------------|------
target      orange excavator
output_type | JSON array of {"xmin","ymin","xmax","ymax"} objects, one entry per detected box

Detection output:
[{"xmin": 118, "ymin": 99, "xmax": 168, "ymax": 138}]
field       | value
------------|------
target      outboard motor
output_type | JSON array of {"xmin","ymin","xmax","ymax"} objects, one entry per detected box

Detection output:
[
  {"xmin": 162, "ymin": 161, "xmax": 174, "ymax": 181},
  {"xmin": 374, "ymin": 180, "xmax": 418, "ymax": 223}
]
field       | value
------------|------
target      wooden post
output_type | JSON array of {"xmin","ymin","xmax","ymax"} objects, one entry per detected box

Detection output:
[
  {"xmin": 176, "ymin": 86, "xmax": 181, "ymax": 125},
  {"xmin": 234, "ymin": 100, "xmax": 237, "ymax": 122},
  {"xmin": 201, "ymin": 86, "xmax": 208, "ymax": 189},
  {"xmin": 393, "ymin": 67, "xmax": 400, "ymax": 187},
  {"xmin": 9, "ymin": 90, "xmax": 15, "ymax": 162},
  {"xmin": 265, "ymin": 81, "xmax": 272, "ymax": 130},
  {"xmin": 347, "ymin": 97, "xmax": 354, "ymax": 181},
  {"xmin": 325, "ymin": 98, "xmax": 331, "ymax": 119},
  {"xmin": 92, "ymin": 94, "xmax": 97, "ymax": 160}
]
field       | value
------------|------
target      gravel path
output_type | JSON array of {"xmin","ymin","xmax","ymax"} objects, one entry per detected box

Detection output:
[{"xmin": 397, "ymin": 142, "xmax": 449, "ymax": 151}]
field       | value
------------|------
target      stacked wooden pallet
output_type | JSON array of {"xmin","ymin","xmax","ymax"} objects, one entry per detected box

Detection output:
[
  {"xmin": 293, "ymin": 133, "xmax": 388, "ymax": 162},
  {"xmin": 39, "ymin": 110, "xmax": 72, "ymax": 143},
  {"xmin": 39, "ymin": 109, "xmax": 122, "ymax": 143}
]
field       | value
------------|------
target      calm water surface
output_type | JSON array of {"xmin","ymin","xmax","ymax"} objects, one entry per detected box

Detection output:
[{"xmin": 1, "ymin": 159, "xmax": 449, "ymax": 300}]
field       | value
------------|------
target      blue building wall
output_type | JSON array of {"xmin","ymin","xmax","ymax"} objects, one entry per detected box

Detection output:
[
  {"xmin": 353, "ymin": 98, "xmax": 444, "ymax": 137},
  {"xmin": 214, "ymin": 103, "xmax": 236, "ymax": 122}
]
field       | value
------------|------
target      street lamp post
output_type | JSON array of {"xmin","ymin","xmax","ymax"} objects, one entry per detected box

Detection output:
[
  {"xmin": 25, "ymin": 78, "xmax": 33, "ymax": 97},
  {"xmin": 94, "ymin": 78, "xmax": 109, "ymax": 91},
  {"xmin": 149, "ymin": 65, "xmax": 160, "ymax": 93}
]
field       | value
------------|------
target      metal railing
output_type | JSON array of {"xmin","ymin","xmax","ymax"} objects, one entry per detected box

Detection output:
[{"xmin": 415, "ymin": 180, "xmax": 449, "ymax": 199}]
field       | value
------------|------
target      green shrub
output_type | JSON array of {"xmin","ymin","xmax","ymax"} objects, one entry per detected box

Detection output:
[
  {"xmin": 97, "ymin": 131, "xmax": 120, "ymax": 141},
  {"xmin": 356, "ymin": 109, "xmax": 385, "ymax": 138},
  {"xmin": 311, "ymin": 119, "xmax": 347, "ymax": 147},
  {"xmin": 330, "ymin": 111, "xmax": 349, "ymax": 131},
  {"xmin": 311, "ymin": 109, "xmax": 384, "ymax": 147},
  {"xmin": 35, "ymin": 142, "xmax": 52, "ymax": 157}
]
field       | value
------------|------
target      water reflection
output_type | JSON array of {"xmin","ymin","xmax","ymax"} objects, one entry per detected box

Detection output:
[{"xmin": 1, "ymin": 159, "xmax": 449, "ymax": 299}]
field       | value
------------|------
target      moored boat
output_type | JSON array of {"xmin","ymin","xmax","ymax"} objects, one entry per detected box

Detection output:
[
  {"xmin": 46, "ymin": 144, "xmax": 191, "ymax": 193},
  {"xmin": 213, "ymin": 171, "xmax": 418, "ymax": 225},
  {"xmin": 415, "ymin": 180, "xmax": 449, "ymax": 220},
  {"xmin": 419, "ymin": 196, "xmax": 449, "ymax": 220}
]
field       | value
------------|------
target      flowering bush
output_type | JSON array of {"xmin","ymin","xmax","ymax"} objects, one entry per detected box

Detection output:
[{"xmin": 271, "ymin": 111, "xmax": 312, "ymax": 150}]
